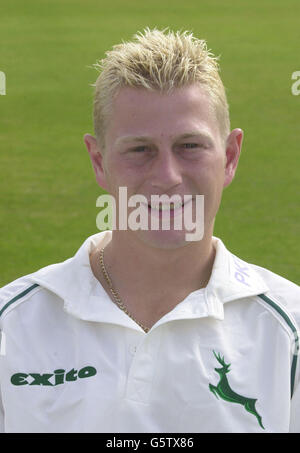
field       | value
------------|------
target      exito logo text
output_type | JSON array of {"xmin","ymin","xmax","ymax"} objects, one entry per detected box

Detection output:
[{"xmin": 11, "ymin": 366, "xmax": 97, "ymax": 386}]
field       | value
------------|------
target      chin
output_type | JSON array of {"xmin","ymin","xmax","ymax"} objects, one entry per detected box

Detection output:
[{"xmin": 136, "ymin": 229, "xmax": 193, "ymax": 250}]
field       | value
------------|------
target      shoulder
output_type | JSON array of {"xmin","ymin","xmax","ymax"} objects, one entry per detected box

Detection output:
[
  {"xmin": 0, "ymin": 274, "xmax": 46, "ymax": 325},
  {"xmin": 0, "ymin": 261, "xmax": 67, "ymax": 326},
  {"xmin": 0, "ymin": 274, "xmax": 40, "ymax": 309},
  {"xmin": 245, "ymin": 262, "xmax": 300, "ymax": 334},
  {"xmin": 221, "ymin": 238, "xmax": 300, "ymax": 331},
  {"xmin": 0, "ymin": 232, "xmax": 111, "ymax": 331},
  {"xmin": 250, "ymin": 263, "xmax": 299, "ymax": 309}
]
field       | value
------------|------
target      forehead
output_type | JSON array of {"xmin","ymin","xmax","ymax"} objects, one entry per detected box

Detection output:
[{"xmin": 105, "ymin": 84, "xmax": 220, "ymax": 144}]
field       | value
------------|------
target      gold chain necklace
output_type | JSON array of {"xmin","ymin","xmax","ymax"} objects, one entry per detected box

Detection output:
[{"xmin": 99, "ymin": 248, "xmax": 150, "ymax": 333}]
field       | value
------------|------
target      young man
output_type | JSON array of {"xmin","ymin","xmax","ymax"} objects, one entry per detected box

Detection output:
[{"xmin": 0, "ymin": 29, "xmax": 299, "ymax": 433}]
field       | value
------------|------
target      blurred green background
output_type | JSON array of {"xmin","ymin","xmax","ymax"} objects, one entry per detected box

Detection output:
[{"xmin": 0, "ymin": 0, "xmax": 299, "ymax": 286}]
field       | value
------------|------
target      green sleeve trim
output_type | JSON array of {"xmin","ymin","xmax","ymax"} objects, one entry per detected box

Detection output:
[
  {"xmin": 0, "ymin": 283, "xmax": 40, "ymax": 318},
  {"xmin": 258, "ymin": 293, "xmax": 299, "ymax": 398}
]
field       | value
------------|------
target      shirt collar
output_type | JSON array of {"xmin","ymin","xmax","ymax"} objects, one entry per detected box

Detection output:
[{"xmin": 28, "ymin": 231, "xmax": 269, "ymax": 329}]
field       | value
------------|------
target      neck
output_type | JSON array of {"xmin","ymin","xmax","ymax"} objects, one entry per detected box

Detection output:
[
  {"xmin": 94, "ymin": 230, "xmax": 216, "ymax": 298},
  {"xmin": 90, "ymin": 229, "xmax": 217, "ymax": 329}
]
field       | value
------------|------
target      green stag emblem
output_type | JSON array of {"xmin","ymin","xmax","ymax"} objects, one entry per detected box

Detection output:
[{"xmin": 209, "ymin": 351, "xmax": 265, "ymax": 430}]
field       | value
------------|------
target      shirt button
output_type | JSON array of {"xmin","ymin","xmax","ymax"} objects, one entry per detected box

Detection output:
[{"xmin": 129, "ymin": 345, "xmax": 137, "ymax": 355}]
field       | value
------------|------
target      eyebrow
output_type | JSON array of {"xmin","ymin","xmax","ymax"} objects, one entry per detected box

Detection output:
[{"xmin": 115, "ymin": 131, "xmax": 213, "ymax": 146}]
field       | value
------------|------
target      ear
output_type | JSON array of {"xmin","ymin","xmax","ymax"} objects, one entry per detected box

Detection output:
[
  {"xmin": 223, "ymin": 128, "xmax": 244, "ymax": 188},
  {"xmin": 83, "ymin": 134, "xmax": 109, "ymax": 191}
]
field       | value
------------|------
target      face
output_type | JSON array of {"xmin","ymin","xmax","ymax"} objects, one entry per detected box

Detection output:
[{"xmin": 85, "ymin": 84, "xmax": 243, "ymax": 250}]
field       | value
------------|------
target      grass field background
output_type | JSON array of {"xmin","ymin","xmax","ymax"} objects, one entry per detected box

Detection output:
[{"xmin": 0, "ymin": 0, "xmax": 299, "ymax": 286}]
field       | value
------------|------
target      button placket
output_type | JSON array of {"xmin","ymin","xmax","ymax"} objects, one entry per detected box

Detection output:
[
  {"xmin": 125, "ymin": 328, "xmax": 162, "ymax": 403},
  {"xmin": 129, "ymin": 344, "xmax": 137, "ymax": 355}
]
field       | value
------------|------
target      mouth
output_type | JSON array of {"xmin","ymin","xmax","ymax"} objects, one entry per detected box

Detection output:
[
  {"xmin": 148, "ymin": 201, "xmax": 183, "ymax": 211},
  {"xmin": 144, "ymin": 196, "xmax": 193, "ymax": 216}
]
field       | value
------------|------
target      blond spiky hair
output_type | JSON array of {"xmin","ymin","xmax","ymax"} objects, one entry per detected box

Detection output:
[{"xmin": 92, "ymin": 28, "xmax": 230, "ymax": 148}]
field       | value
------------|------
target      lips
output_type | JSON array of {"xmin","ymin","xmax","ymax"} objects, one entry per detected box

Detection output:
[
  {"xmin": 142, "ymin": 196, "xmax": 193, "ymax": 218},
  {"xmin": 147, "ymin": 202, "xmax": 183, "ymax": 211},
  {"xmin": 147, "ymin": 196, "xmax": 193, "ymax": 210}
]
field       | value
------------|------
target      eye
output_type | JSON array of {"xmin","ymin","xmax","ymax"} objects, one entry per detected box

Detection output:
[
  {"xmin": 131, "ymin": 145, "xmax": 148, "ymax": 153},
  {"xmin": 181, "ymin": 143, "xmax": 200, "ymax": 149}
]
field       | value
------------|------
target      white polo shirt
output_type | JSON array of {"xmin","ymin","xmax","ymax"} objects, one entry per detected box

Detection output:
[{"xmin": 0, "ymin": 231, "xmax": 299, "ymax": 433}]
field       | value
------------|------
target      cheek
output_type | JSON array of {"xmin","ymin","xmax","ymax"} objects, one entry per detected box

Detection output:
[
  {"xmin": 192, "ymin": 156, "xmax": 225, "ymax": 187},
  {"xmin": 191, "ymin": 159, "xmax": 225, "ymax": 216},
  {"xmin": 103, "ymin": 159, "xmax": 143, "ymax": 196}
]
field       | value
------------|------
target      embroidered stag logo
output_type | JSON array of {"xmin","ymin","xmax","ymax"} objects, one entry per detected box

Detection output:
[{"xmin": 209, "ymin": 351, "xmax": 265, "ymax": 430}]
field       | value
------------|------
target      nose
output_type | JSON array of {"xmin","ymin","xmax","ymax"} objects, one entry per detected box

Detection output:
[{"xmin": 149, "ymin": 148, "xmax": 183, "ymax": 192}]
